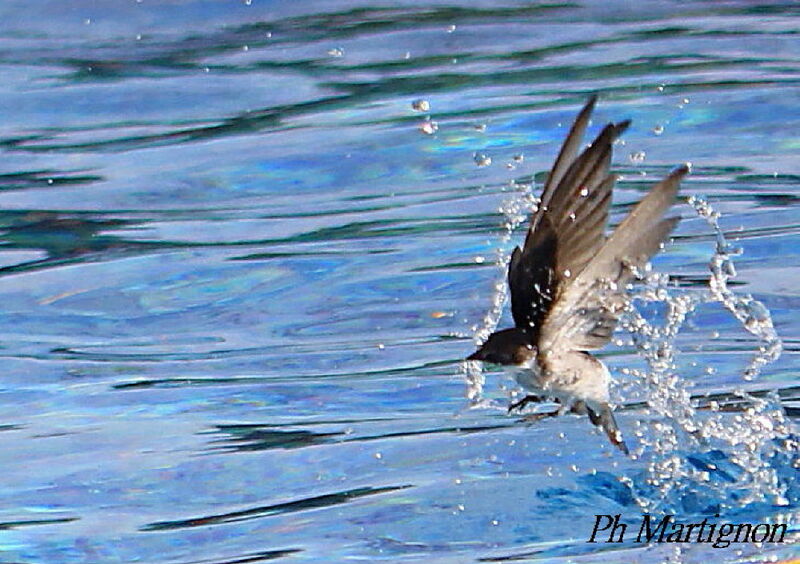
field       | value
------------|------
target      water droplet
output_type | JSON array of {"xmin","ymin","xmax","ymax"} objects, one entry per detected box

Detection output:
[
  {"xmin": 629, "ymin": 150, "xmax": 646, "ymax": 164},
  {"xmin": 473, "ymin": 153, "xmax": 492, "ymax": 167},
  {"xmin": 474, "ymin": 123, "xmax": 487, "ymax": 132},
  {"xmin": 447, "ymin": 24, "xmax": 457, "ymax": 33},
  {"xmin": 653, "ymin": 124, "xmax": 664, "ymax": 135},
  {"xmin": 242, "ymin": 45, "xmax": 249, "ymax": 52},
  {"xmin": 474, "ymin": 256, "xmax": 485, "ymax": 264},
  {"xmin": 419, "ymin": 120, "xmax": 438, "ymax": 135},
  {"xmin": 563, "ymin": 269, "xmax": 571, "ymax": 278},
  {"xmin": 327, "ymin": 47, "xmax": 344, "ymax": 57},
  {"xmin": 374, "ymin": 452, "xmax": 382, "ymax": 459},
  {"xmin": 411, "ymin": 99, "xmax": 430, "ymax": 112}
]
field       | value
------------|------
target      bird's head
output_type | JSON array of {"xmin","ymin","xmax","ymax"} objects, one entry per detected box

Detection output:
[{"xmin": 466, "ymin": 328, "xmax": 536, "ymax": 366}]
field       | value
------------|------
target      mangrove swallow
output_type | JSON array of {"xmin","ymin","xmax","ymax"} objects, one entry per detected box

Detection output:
[{"xmin": 467, "ymin": 96, "xmax": 688, "ymax": 454}]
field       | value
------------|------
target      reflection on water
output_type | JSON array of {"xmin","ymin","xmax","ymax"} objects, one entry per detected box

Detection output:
[{"xmin": 0, "ymin": 1, "xmax": 798, "ymax": 563}]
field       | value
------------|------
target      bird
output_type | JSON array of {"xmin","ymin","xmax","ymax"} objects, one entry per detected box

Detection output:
[{"xmin": 466, "ymin": 95, "xmax": 688, "ymax": 454}]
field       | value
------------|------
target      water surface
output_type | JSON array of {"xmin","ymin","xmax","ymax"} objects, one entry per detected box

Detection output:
[{"xmin": 0, "ymin": 1, "xmax": 798, "ymax": 562}]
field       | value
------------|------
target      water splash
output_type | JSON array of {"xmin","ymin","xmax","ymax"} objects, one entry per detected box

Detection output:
[
  {"xmin": 690, "ymin": 196, "xmax": 782, "ymax": 380},
  {"xmin": 619, "ymin": 196, "xmax": 793, "ymax": 513},
  {"xmin": 462, "ymin": 180, "xmax": 537, "ymax": 405},
  {"xmin": 462, "ymin": 182, "xmax": 795, "ymax": 511}
]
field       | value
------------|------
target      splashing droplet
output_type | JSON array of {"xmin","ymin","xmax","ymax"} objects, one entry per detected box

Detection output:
[
  {"xmin": 629, "ymin": 150, "xmax": 646, "ymax": 164},
  {"xmin": 473, "ymin": 153, "xmax": 492, "ymax": 167},
  {"xmin": 411, "ymin": 99, "xmax": 430, "ymax": 112},
  {"xmin": 419, "ymin": 120, "xmax": 438, "ymax": 135}
]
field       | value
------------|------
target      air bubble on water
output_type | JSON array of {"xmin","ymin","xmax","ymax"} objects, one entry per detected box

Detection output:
[
  {"xmin": 327, "ymin": 47, "xmax": 344, "ymax": 57},
  {"xmin": 473, "ymin": 153, "xmax": 492, "ymax": 167},
  {"xmin": 653, "ymin": 124, "xmax": 665, "ymax": 135},
  {"xmin": 447, "ymin": 24, "xmax": 457, "ymax": 33}
]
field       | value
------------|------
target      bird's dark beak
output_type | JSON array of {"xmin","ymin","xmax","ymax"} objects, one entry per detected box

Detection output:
[{"xmin": 466, "ymin": 350, "xmax": 484, "ymax": 361}]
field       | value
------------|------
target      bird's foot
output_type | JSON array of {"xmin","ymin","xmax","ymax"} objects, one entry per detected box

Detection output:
[
  {"xmin": 507, "ymin": 394, "xmax": 545, "ymax": 413},
  {"xmin": 520, "ymin": 410, "xmax": 560, "ymax": 424}
]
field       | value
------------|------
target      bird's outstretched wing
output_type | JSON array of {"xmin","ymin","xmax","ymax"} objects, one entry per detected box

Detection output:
[
  {"xmin": 539, "ymin": 165, "xmax": 688, "ymax": 352},
  {"xmin": 508, "ymin": 96, "xmax": 629, "ymax": 340}
]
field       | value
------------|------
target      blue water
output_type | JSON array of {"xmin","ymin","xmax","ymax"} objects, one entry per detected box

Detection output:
[{"xmin": 0, "ymin": 1, "xmax": 798, "ymax": 562}]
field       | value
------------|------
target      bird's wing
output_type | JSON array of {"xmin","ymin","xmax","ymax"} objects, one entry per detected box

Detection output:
[
  {"xmin": 538, "ymin": 166, "xmax": 688, "ymax": 352},
  {"xmin": 508, "ymin": 96, "xmax": 628, "ymax": 339}
]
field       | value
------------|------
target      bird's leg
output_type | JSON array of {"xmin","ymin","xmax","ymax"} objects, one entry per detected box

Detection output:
[
  {"xmin": 571, "ymin": 400, "xmax": 589, "ymax": 417},
  {"xmin": 585, "ymin": 403, "xmax": 630, "ymax": 456},
  {"xmin": 508, "ymin": 394, "xmax": 545, "ymax": 413}
]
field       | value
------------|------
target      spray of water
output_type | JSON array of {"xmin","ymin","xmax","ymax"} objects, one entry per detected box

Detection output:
[
  {"xmin": 462, "ymin": 180, "xmax": 537, "ymax": 405},
  {"xmin": 619, "ymin": 195, "xmax": 792, "ymax": 511},
  {"xmin": 464, "ymin": 180, "xmax": 795, "ymax": 510}
]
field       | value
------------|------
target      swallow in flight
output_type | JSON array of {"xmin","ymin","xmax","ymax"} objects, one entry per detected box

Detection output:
[{"xmin": 467, "ymin": 96, "xmax": 687, "ymax": 454}]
